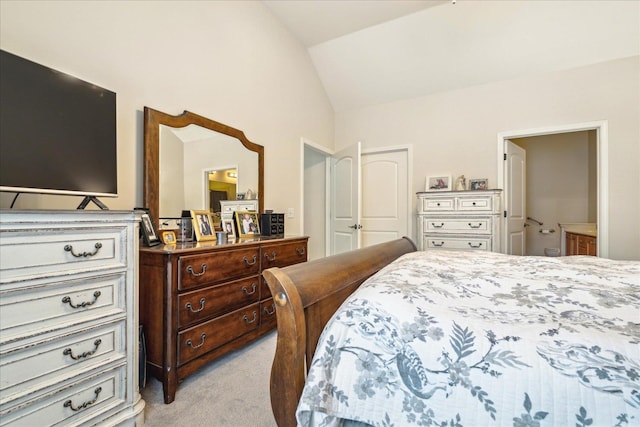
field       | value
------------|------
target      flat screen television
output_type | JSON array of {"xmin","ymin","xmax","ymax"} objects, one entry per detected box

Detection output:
[{"xmin": 0, "ymin": 49, "xmax": 117, "ymax": 209}]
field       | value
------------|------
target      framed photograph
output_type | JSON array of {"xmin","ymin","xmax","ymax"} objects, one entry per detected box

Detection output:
[
  {"xmin": 426, "ymin": 175, "xmax": 452, "ymax": 192},
  {"xmin": 137, "ymin": 208, "xmax": 162, "ymax": 247},
  {"xmin": 191, "ymin": 210, "xmax": 217, "ymax": 242},
  {"xmin": 234, "ymin": 210, "xmax": 260, "ymax": 238},
  {"xmin": 161, "ymin": 230, "xmax": 177, "ymax": 245},
  {"xmin": 469, "ymin": 178, "xmax": 489, "ymax": 191},
  {"xmin": 221, "ymin": 218, "xmax": 236, "ymax": 240}
]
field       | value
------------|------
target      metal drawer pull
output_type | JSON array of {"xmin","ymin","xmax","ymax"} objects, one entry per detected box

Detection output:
[
  {"xmin": 472, "ymin": 202, "xmax": 477, "ymax": 206},
  {"xmin": 186, "ymin": 264, "xmax": 207, "ymax": 277},
  {"xmin": 264, "ymin": 252, "xmax": 277, "ymax": 262},
  {"xmin": 432, "ymin": 241, "xmax": 445, "ymax": 247},
  {"xmin": 263, "ymin": 304, "xmax": 276, "ymax": 316},
  {"xmin": 186, "ymin": 333, "xmax": 206, "ymax": 349},
  {"xmin": 242, "ymin": 284, "xmax": 257, "ymax": 295},
  {"xmin": 468, "ymin": 223, "xmax": 482, "ymax": 229},
  {"xmin": 63, "ymin": 339, "xmax": 102, "ymax": 360},
  {"xmin": 243, "ymin": 311, "xmax": 258, "ymax": 324},
  {"xmin": 468, "ymin": 242, "xmax": 483, "ymax": 248},
  {"xmin": 64, "ymin": 387, "xmax": 102, "ymax": 412},
  {"xmin": 431, "ymin": 222, "xmax": 444, "ymax": 228},
  {"xmin": 64, "ymin": 242, "xmax": 102, "ymax": 258},
  {"xmin": 243, "ymin": 255, "xmax": 257, "ymax": 266},
  {"xmin": 185, "ymin": 298, "xmax": 206, "ymax": 313},
  {"xmin": 296, "ymin": 247, "xmax": 306, "ymax": 256},
  {"xmin": 62, "ymin": 291, "xmax": 101, "ymax": 309}
]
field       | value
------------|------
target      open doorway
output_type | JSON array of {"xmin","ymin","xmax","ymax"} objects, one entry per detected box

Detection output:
[{"xmin": 498, "ymin": 121, "xmax": 608, "ymax": 258}]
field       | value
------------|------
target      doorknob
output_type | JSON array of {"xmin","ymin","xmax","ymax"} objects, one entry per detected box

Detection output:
[{"xmin": 348, "ymin": 224, "xmax": 362, "ymax": 229}]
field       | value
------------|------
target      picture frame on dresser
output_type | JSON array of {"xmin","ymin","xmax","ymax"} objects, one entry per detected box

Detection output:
[
  {"xmin": 426, "ymin": 175, "xmax": 452, "ymax": 191},
  {"xmin": 221, "ymin": 218, "xmax": 236, "ymax": 240},
  {"xmin": 469, "ymin": 178, "xmax": 488, "ymax": 190},
  {"xmin": 161, "ymin": 230, "xmax": 176, "ymax": 245},
  {"xmin": 138, "ymin": 207, "xmax": 162, "ymax": 247},
  {"xmin": 191, "ymin": 210, "xmax": 216, "ymax": 242},
  {"xmin": 235, "ymin": 210, "xmax": 261, "ymax": 237}
]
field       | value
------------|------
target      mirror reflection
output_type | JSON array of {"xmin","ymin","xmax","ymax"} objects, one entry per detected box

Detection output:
[{"xmin": 143, "ymin": 107, "xmax": 264, "ymax": 227}]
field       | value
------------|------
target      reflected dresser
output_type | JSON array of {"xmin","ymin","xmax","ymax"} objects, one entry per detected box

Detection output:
[
  {"xmin": 139, "ymin": 235, "xmax": 308, "ymax": 403},
  {"xmin": 0, "ymin": 210, "xmax": 145, "ymax": 426},
  {"xmin": 416, "ymin": 190, "xmax": 502, "ymax": 252}
]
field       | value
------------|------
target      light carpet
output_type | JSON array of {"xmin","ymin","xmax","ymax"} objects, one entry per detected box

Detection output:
[{"xmin": 141, "ymin": 331, "xmax": 277, "ymax": 426}]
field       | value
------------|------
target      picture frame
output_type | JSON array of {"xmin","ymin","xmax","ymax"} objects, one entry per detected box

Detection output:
[
  {"xmin": 426, "ymin": 175, "xmax": 452, "ymax": 192},
  {"xmin": 234, "ymin": 210, "xmax": 260, "ymax": 238},
  {"xmin": 191, "ymin": 210, "xmax": 217, "ymax": 242},
  {"xmin": 221, "ymin": 218, "xmax": 236, "ymax": 240},
  {"xmin": 137, "ymin": 208, "xmax": 162, "ymax": 247},
  {"xmin": 161, "ymin": 230, "xmax": 177, "ymax": 245},
  {"xmin": 469, "ymin": 178, "xmax": 489, "ymax": 191}
]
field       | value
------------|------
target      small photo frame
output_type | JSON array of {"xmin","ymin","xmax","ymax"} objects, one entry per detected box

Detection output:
[
  {"xmin": 191, "ymin": 210, "xmax": 217, "ymax": 242},
  {"xmin": 221, "ymin": 218, "xmax": 236, "ymax": 240},
  {"xmin": 161, "ymin": 230, "xmax": 177, "ymax": 245},
  {"xmin": 469, "ymin": 178, "xmax": 489, "ymax": 191},
  {"xmin": 234, "ymin": 210, "xmax": 260, "ymax": 238},
  {"xmin": 426, "ymin": 175, "xmax": 452, "ymax": 192},
  {"xmin": 138, "ymin": 208, "xmax": 162, "ymax": 247}
]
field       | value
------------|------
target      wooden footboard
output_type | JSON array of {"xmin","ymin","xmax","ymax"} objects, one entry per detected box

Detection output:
[{"xmin": 262, "ymin": 237, "xmax": 417, "ymax": 426}]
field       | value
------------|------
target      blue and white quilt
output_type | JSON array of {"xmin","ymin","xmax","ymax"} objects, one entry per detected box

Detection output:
[{"xmin": 297, "ymin": 250, "xmax": 640, "ymax": 426}]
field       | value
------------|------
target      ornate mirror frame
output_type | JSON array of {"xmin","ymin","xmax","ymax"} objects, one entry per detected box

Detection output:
[{"xmin": 143, "ymin": 107, "xmax": 264, "ymax": 225}]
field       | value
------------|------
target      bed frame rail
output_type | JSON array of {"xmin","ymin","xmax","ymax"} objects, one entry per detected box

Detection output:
[{"xmin": 263, "ymin": 237, "xmax": 417, "ymax": 426}]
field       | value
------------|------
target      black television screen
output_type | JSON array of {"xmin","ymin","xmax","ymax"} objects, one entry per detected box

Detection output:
[{"xmin": 0, "ymin": 50, "xmax": 117, "ymax": 200}]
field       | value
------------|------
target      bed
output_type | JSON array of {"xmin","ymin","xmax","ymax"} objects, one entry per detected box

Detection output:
[{"xmin": 262, "ymin": 238, "xmax": 639, "ymax": 427}]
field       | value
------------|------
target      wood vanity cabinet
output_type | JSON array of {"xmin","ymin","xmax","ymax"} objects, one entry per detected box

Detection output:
[
  {"xmin": 139, "ymin": 236, "xmax": 307, "ymax": 404},
  {"xmin": 565, "ymin": 232, "xmax": 597, "ymax": 256}
]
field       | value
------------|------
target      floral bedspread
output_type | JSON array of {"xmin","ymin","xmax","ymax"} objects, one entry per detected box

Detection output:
[{"xmin": 297, "ymin": 250, "xmax": 640, "ymax": 427}]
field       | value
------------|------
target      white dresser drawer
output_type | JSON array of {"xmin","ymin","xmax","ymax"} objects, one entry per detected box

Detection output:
[
  {"xmin": 424, "ymin": 217, "xmax": 491, "ymax": 233},
  {"xmin": 420, "ymin": 197, "xmax": 455, "ymax": 211},
  {"xmin": 0, "ymin": 365, "xmax": 125, "ymax": 427},
  {"xmin": 0, "ymin": 322, "xmax": 124, "ymax": 405},
  {"xmin": 456, "ymin": 196, "xmax": 492, "ymax": 211},
  {"xmin": 423, "ymin": 235, "xmax": 491, "ymax": 251},
  {"xmin": 0, "ymin": 227, "xmax": 126, "ymax": 283},
  {"xmin": 0, "ymin": 274, "xmax": 125, "ymax": 344}
]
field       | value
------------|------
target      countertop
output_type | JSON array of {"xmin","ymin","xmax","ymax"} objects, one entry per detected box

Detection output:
[{"xmin": 559, "ymin": 222, "xmax": 597, "ymax": 237}]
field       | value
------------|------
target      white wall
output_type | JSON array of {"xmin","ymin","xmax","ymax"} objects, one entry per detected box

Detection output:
[
  {"xmin": 0, "ymin": 1, "xmax": 334, "ymax": 236},
  {"xmin": 335, "ymin": 56, "xmax": 640, "ymax": 260}
]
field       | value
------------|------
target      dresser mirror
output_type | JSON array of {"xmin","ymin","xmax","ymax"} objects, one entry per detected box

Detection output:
[{"xmin": 143, "ymin": 107, "xmax": 264, "ymax": 227}]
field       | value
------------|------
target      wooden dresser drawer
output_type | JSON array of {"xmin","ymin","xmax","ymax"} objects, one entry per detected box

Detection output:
[
  {"xmin": 420, "ymin": 197, "xmax": 455, "ymax": 211},
  {"xmin": 0, "ymin": 365, "xmax": 125, "ymax": 427},
  {"xmin": 423, "ymin": 217, "xmax": 491, "ymax": 233},
  {"xmin": 178, "ymin": 303, "xmax": 260, "ymax": 365},
  {"xmin": 178, "ymin": 276, "xmax": 261, "ymax": 328},
  {"xmin": 260, "ymin": 298, "xmax": 277, "ymax": 330},
  {"xmin": 423, "ymin": 235, "xmax": 491, "ymax": 251},
  {"xmin": 0, "ymin": 274, "xmax": 125, "ymax": 344},
  {"xmin": 0, "ymin": 322, "xmax": 124, "ymax": 405},
  {"xmin": 0, "ymin": 228, "xmax": 126, "ymax": 283},
  {"xmin": 178, "ymin": 247, "xmax": 260, "ymax": 290},
  {"xmin": 261, "ymin": 240, "xmax": 308, "ymax": 270}
]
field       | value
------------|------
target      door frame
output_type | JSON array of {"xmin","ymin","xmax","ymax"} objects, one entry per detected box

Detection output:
[{"xmin": 497, "ymin": 120, "xmax": 608, "ymax": 257}]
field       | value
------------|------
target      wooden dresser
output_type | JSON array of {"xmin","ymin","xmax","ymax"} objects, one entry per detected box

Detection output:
[
  {"xmin": 139, "ymin": 235, "xmax": 308, "ymax": 403},
  {"xmin": 416, "ymin": 190, "xmax": 502, "ymax": 252},
  {"xmin": 565, "ymin": 232, "xmax": 597, "ymax": 256},
  {"xmin": 0, "ymin": 210, "xmax": 144, "ymax": 427}
]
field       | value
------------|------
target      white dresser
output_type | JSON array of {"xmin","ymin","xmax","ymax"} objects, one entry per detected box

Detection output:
[
  {"xmin": 416, "ymin": 190, "xmax": 502, "ymax": 252},
  {"xmin": 219, "ymin": 199, "xmax": 259, "ymax": 222},
  {"xmin": 0, "ymin": 210, "xmax": 145, "ymax": 426}
]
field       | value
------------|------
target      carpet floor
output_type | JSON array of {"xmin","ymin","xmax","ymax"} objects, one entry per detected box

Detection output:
[{"xmin": 141, "ymin": 330, "xmax": 277, "ymax": 426}]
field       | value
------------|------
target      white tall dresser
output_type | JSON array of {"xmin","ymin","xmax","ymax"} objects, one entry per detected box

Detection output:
[
  {"xmin": 416, "ymin": 190, "xmax": 502, "ymax": 252},
  {"xmin": 0, "ymin": 210, "xmax": 145, "ymax": 426}
]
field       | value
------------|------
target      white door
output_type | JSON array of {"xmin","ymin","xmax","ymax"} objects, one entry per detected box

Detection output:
[
  {"xmin": 360, "ymin": 149, "xmax": 409, "ymax": 248},
  {"xmin": 330, "ymin": 142, "xmax": 361, "ymax": 255},
  {"xmin": 504, "ymin": 140, "xmax": 527, "ymax": 255}
]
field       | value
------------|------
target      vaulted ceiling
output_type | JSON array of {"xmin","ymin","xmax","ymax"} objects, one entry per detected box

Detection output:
[{"xmin": 263, "ymin": 1, "xmax": 640, "ymax": 112}]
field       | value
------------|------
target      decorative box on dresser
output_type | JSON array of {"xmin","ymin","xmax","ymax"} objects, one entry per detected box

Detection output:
[
  {"xmin": 139, "ymin": 235, "xmax": 308, "ymax": 404},
  {"xmin": 0, "ymin": 210, "xmax": 145, "ymax": 427},
  {"xmin": 416, "ymin": 190, "xmax": 502, "ymax": 252}
]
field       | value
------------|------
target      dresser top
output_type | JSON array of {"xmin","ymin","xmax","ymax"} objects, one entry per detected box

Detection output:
[
  {"xmin": 139, "ymin": 234, "xmax": 308, "ymax": 254},
  {"xmin": 416, "ymin": 189, "xmax": 502, "ymax": 195}
]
